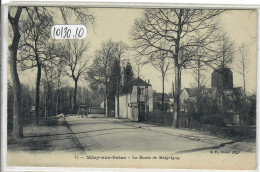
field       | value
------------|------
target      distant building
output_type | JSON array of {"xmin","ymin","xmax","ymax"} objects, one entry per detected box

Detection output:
[
  {"xmin": 153, "ymin": 92, "xmax": 174, "ymax": 112},
  {"xmin": 180, "ymin": 88, "xmax": 197, "ymax": 112},
  {"xmin": 180, "ymin": 87, "xmax": 219, "ymax": 106},
  {"xmin": 180, "ymin": 67, "xmax": 244, "ymax": 125},
  {"xmin": 211, "ymin": 67, "xmax": 233, "ymax": 89},
  {"xmin": 115, "ymin": 78, "xmax": 153, "ymax": 121}
]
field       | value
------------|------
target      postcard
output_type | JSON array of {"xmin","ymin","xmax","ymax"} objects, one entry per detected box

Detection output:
[{"xmin": 2, "ymin": 3, "xmax": 258, "ymax": 171}]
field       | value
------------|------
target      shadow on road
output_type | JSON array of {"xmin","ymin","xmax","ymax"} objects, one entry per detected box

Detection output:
[
  {"xmin": 175, "ymin": 139, "xmax": 243, "ymax": 154},
  {"xmin": 23, "ymin": 127, "xmax": 139, "ymax": 138},
  {"xmin": 75, "ymin": 130, "xmax": 142, "ymax": 139},
  {"xmin": 68, "ymin": 121, "xmax": 112, "ymax": 126}
]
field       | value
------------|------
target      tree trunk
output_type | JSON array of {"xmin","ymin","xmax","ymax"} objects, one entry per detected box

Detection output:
[
  {"xmin": 103, "ymin": 94, "xmax": 106, "ymax": 116},
  {"xmin": 117, "ymin": 56, "xmax": 121, "ymax": 119},
  {"xmin": 35, "ymin": 62, "xmax": 41, "ymax": 124},
  {"xmin": 104, "ymin": 85, "xmax": 108, "ymax": 117},
  {"xmin": 117, "ymin": 74, "xmax": 120, "ymax": 119},
  {"xmin": 47, "ymin": 83, "xmax": 51, "ymax": 119},
  {"xmin": 197, "ymin": 62, "xmax": 200, "ymax": 88},
  {"xmin": 243, "ymin": 74, "xmax": 246, "ymax": 92},
  {"xmin": 56, "ymin": 81, "xmax": 59, "ymax": 115},
  {"xmin": 105, "ymin": 97, "xmax": 108, "ymax": 117},
  {"xmin": 137, "ymin": 86, "xmax": 140, "ymax": 121},
  {"xmin": 8, "ymin": 7, "xmax": 23, "ymax": 138},
  {"xmin": 172, "ymin": 66, "xmax": 181, "ymax": 128},
  {"xmin": 161, "ymin": 75, "xmax": 165, "ymax": 111},
  {"xmin": 70, "ymin": 89, "xmax": 73, "ymax": 113},
  {"xmin": 220, "ymin": 67, "xmax": 224, "ymax": 114},
  {"xmin": 172, "ymin": 9, "xmax": 183, "ymax": 128},
  {"xmin": 44, "ymin": 90, "xmax": 47, "ymax": 119},
  {"xmin": 9, "ymin": 41, "xmax": 23, "ymax": 138},
  {"xmin": 73, "ymin": 79, "xmax": 78, "ymax": 113},
  {"xmin": 242, "ymin": 64, "xmax": 246, "ymax": 92}
]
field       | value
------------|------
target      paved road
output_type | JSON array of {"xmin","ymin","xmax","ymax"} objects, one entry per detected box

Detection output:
[{"xmin": 65, "ymin": 114, "xmax": 216, "ymax": 154}]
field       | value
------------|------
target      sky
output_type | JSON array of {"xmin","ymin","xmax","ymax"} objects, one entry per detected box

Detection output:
[{"xmin": 15, "ymin": 8, "xmax": 257, "ymax": 94}]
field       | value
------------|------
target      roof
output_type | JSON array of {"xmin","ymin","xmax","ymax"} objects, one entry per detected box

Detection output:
[
  {"xmin": 120, "ymin": 78, "xmax": 151, "ymax": 95},
  {"xmin": 182, "ymin": 87, "xmax": 218, "ymax": 98},
  {"xmin": 223, "ymin": 87, "xmax": 244, "ymax": 96},
  {"xmin": 212, "ymin": 67, "xmax": 233, "ymax": 74},
  {"xmin": 183, "ymin": 88, "xmax": 197, "ymax": 97},
  {"xmin": 130, "ymin": 78, "xmax": 152, "ymax": 86},
  {"xmin": 153, "ymin": 93, "xmax": 173, "ymax": 101}
]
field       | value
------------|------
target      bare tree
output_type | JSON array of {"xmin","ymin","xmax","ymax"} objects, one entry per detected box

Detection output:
[
  {"xmin": 42, "ymin": 62, "xmax": 56, "ymax": 119},
  {"xmin": 8, "ymin": 7, "xmax": 94, "ymax": 137},
  {"xmin": 132, "ymin": 9, "xmax": 224, "ymax": 128},
  {"xmin": 123, "ymin": 62, "xmax": 134, "ymax": 86},
  {"xmin": 58, "ymin": 7, "xmax": 95, "ymax": 26},
  {"xmin": 55, "ymin": 65, "xmax": 67, "ymax": 115},
  {"xmin": 45, "ymin": 43, "xmax": 67, "ymax": 116},
  {"xmin": 8, "ymin": 7, "xmax": 23, "ymax": 138},
  {"xmin": 210, "ymin": 33, "xmax": 235, "ymax": 114},
  {"xmin": 236, "ymin": 44, "xmax": 250, "ymax": 92},
  {"xmin": 18, "ymin": 8, "xmax": 53, "ymax": 124},
  {"xmin": 114, "ymin": 42, "xmax": 128, "ymax": 118},
  {"xmin": 209, "ymin": 33, "xmax": 235, "ymax": 70},
  {"xmin": 64, "ymin": 40, "xmax": 89, "ymax": 113},
  {"xmin": 87, "ymin": 40, "xmax": 116, "ymax": 117},
  {"xmin": 41, "ymin": 43, "xmax": 67, "ymax": 118},
  {"xmin": 190, "ymin": 50, "xmax": 208, "ymax": 88},
  {"xmin": 150, "ymin": 52, "xmax": 173, "ymax": 110}
]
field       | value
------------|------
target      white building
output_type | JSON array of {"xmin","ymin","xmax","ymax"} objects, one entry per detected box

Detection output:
[{"xmin": 115, "ymin": 78, "xmax": 153, "ymax": 121}]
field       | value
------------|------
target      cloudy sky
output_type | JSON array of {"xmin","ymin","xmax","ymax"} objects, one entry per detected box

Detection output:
[{"xmin": 17, "ymin": 8, "xmax": 257, "ymax": 94}]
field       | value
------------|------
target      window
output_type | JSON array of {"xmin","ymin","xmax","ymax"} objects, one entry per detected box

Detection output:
[{"xmin": 139, "ymin": 88, "xmax": 145, "ymax": 95}]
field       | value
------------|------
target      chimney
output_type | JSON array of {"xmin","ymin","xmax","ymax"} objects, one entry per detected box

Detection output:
[{"xmin": 148, "ymin": 79, "xmax": 150, "ymax": 84}]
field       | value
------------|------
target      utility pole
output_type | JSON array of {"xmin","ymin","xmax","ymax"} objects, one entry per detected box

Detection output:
[
  {"xmin": 137, "ymin": 64, "xmax": 140, "ymax": 121},
  {"xmin": 116, "ymin": 56, "xmax": 120, "ymax": 119}
]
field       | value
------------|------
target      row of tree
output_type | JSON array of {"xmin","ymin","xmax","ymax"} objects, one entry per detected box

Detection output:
[
  {"xmin": 8, "ymin": 7, "xmax": 254, "ymax": 139},
  {"xmin": 8, "ymin": 6, "xmax": 137, "ymax": 139},
  {"xmin": 131, "ymin": 9, "xmax": 253, "ymax": 127},
  {"xmin": 183, "ymin": 86, "xmax": 256, "ymax": 127},
  {"xmin": 8, "ymin": 81, "xmax": 104, "ymax": 129},
  {"xmin": 87, "ymin": 40, "xmax": 134, "ymax": 117},
  {"xmin": 8, "ymin": 7, "xmax": 94, "ymax": 138}
]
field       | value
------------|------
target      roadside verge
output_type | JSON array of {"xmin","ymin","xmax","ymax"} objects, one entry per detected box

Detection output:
[{"xmin": 105, "ymin": 118, "xmax": 255, "ymax": 153}]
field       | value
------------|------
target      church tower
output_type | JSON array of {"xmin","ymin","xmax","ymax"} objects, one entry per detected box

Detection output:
[{"xmin": 211, "ymin": 67, "xmax": 233, "ymax": 89}]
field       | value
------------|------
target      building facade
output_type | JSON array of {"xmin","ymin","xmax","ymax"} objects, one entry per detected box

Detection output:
[
  {"xmin": 153, "ymin": 92, "xmax": 174, "ymax": 112},
  {"xmin": 115, "ymin": 78, "xmax": 153, "ymax": 121}
]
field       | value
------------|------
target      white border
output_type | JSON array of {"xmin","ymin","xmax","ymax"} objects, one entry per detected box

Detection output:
[
  {"xmin": 1, "ymin": 1, "xmax": 260, "ymax": 172},
  {"xmin": 2, "ymin": 1, "xmax": 260, "ymax": 9},
  {"xmin": 2, "ymin": 0, "xmax": 260, "ymax": 6},
  {"xmin": 1, "ymin": 4, "xmax": 8, "ymax": 172},
  {"xmin": 256, "ymin": 8, "xmax": 260, "ymax": 172}
]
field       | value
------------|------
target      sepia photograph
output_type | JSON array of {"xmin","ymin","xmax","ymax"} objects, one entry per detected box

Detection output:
[{"xmin": 3, "ymin": 4, "xmax": 258, "ymax": 170}]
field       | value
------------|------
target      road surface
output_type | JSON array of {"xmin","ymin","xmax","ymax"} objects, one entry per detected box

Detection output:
[{"xmin": 65, "ymin": 114, "xmax": 222, "ymax": 154}]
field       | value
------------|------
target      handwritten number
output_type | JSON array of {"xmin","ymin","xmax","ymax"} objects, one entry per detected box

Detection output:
[
  {"xmin": 52, "ymin": 25, "xmax": 86, "ymax": 39},
  {"xmin": 78, "ymin": 28, "xmax": 84, "ymax": 37},
  {"xmin": 53, "ymin": 27, "xmax": 55, "ymax": 38},
  {"xmin": 75, "ymin": 28, "xmax": 78, "ymax": 38},
  {"xmin": 63, "ymin": 27, "xmax": 67, "ymax": 38},
  {"xmin": 67, "ymin": 29, "xmax": 71, "ymax": 38},
  {"xmin": 61, "ymin": 27, "xmax": 63, "ymax": 38},
  {"xmin": 56, "ymin": 28, "xmax": 60, "ymax": 37}
]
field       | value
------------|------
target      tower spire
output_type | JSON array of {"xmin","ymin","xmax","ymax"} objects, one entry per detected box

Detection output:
[{"xmin": 171, "ymin": 80, "xmax": 174, "ymax": 97}]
